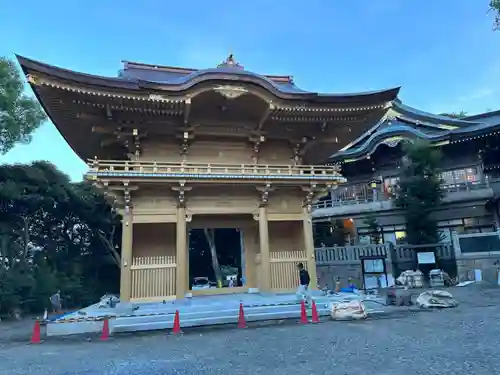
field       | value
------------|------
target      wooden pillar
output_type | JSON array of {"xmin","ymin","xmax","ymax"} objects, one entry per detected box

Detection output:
[
  {"xmin": 120, "ymin": 209, "xmax": 133, "ymax": 301},
  {"xmin": 258, "ymin": 206, "xmax": 271, "ymax": 291},
  {"xmin": 176, "ymin": 206, "xmax": 187, "ymax": 298},
  {"xmin": 302, "ymin": 207, "xmax": 317, "ymax": 289}
]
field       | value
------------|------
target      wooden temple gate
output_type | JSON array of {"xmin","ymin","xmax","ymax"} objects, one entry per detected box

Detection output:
[{"xmin": 20, "ymin": 53, "xmax": 370, "ymax": 301}]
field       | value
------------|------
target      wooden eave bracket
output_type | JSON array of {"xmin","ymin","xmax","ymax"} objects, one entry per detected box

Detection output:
[
  {"xmin": 183, "ymin": 98, "xmax": 192, "ymax": 125},
  {"xmin": 172, "ymin": 183, "xmax": 193, "ymax": 208},
  {"xmin": 256, "ymin": 183, "xmax": 274, "ymax": 207},
  {"xmin": 257, "ymin": 103, "xmax": 276, "ymax": 131}
]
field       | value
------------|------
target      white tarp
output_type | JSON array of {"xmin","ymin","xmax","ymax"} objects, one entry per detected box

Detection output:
[
  {"xmin": 415, "ymin": 290, "xmax": 458, "ymax": 308},
  {"xmin": 329, "ymin": 300, "xmax": 368, "ymax": 320}
]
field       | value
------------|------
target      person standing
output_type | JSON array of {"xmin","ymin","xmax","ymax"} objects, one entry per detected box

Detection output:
[
  {"xmin": 49, "ymin": 290, "xmax": 62, "ymax": 314},
  {"xmin": 296, "ymin": 263, "xmax": 312, "ymax": 305}
]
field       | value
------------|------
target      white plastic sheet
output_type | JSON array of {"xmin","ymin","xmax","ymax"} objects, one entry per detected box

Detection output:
[
  {"xmin": 329, "ymin": 300, "xmax": 368, "ymax": 320},
  {"xmin": 415, "ymin": 290, "xmax": 458, "ymax": 308}
]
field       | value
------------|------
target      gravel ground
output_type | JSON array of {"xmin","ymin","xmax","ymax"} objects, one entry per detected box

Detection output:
[{"xmin": 1, "ymin": 285, "xmax": 499, "ymax": 375}]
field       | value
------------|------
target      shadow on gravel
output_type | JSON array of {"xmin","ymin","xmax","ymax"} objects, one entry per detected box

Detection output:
[{"xmin": 448, "ymin": 283, "xmax": 500, "ymax": 307}]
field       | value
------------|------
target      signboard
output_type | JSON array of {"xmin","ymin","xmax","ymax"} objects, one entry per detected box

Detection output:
[{"xmin": 417, "ymin": 252, "xmax": 436, "ymax": 264}]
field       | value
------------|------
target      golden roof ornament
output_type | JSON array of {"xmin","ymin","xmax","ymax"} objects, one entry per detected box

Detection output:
[{"xmin": 217, "ymin": 53, "xmax": 243, "ymax": 69}]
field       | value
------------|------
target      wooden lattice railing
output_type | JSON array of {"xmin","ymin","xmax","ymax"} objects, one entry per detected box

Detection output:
[
  {"xmin": 270, "ymin": 250, "xmax": 307, "ymax": 291},
  {"xmin": 130, "ymin": 255, "xmax": 176, "ymax": 301},
  {"xmin": 87, "ymin": 159, "xmax": 345, "ymax": 180}
]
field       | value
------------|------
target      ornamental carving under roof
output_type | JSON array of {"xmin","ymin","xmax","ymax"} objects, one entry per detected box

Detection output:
[
  {"xmin": 381, "ymin": 136, "xmax": 410, "ymax": 148},
  {"xmin": 213, "ymin": 85, "xmax": 248, "ymax": 99}
]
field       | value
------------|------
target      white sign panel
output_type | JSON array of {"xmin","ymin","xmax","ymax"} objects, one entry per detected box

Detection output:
[
  {"xmin": 363, "ymin": 259, "xmax": 384, "ymax": 273},
  {"xmin": 417, "ymin": 252, "xmax": 436, "ymax": 264}
]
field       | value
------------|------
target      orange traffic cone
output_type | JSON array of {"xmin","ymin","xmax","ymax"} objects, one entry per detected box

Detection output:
[
  {"xmin": 311, "ymin": 301, "xmax": 320, "ymax": 323},
  {"xmin": 100, "ymin": 317, "xmax": 110, "ymax": 341},
  {"xmin": 172, "ymin": 310, "xmax": 182, "ymax": 334},
  {"xmin": 31, "ymin": 320, "xmax": 42, "ymax": 344},
  {"xmin": 237, "ymin": 303, "xmax": 247, "ymax": 329},
  {"xmin": 299, "ymin": 300, "xmax": 308, "ymax": 324}
]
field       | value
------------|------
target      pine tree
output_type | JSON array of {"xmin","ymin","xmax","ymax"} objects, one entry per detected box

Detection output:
[
  {"xmin": 395, "ymin": 142, "xmax": 443, "ymax": 245},
  {"xmin": 491, "ymin": 0, "xmax": 500, "ymax": 30},
  {"xmin": 0, "ymin": 57, "xmax": 46, "ymax": 154}
]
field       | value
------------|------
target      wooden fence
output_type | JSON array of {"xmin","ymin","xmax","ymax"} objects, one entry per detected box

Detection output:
[
  {"xmin": 131, "ymin": 255, "xmax": 176, "ymax": 301},
  {"xmin": 270, "ymin": 250, "xmax": 307, "ymax": 291}
]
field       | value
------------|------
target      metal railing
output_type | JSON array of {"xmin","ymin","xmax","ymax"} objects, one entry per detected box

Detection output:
[
  {"xmin": 314, "ymin": 180, "xmax": 491, "ymax": 209},
  {"xmin": 86, "ymin": 159, "xmax": 346, "ymax": 181},
  {"xmin": 315, "ymin": 242, "xmax": 454, "ymax": 265},
  {"xmin": 440, "ymin": 180, "xmax": 490, "ymax": 193},
  {"xmin": 315, "ymin": 244, "xmax": 389, "ymax": 264}
]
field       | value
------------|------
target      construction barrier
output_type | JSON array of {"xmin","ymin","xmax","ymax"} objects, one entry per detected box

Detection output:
[
  {"xmin": 50, "ymin": 300, "xmax": 304, "ymax": 323},
  {"xmin": 41, "ymin": 298, "xmax": 387, "ymax": 340}
]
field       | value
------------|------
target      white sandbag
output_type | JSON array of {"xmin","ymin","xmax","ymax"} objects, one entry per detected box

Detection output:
[
  {"xmin": 396, "ymin": 270, "xmax": 424, "ymax": 288},
  {"xmin": 416, "ymin": 290, "xmax": 458, "ymax": 308},
  {"xmin": 329, "ymin": 300, "xmax": 368, "ymax": 320}
]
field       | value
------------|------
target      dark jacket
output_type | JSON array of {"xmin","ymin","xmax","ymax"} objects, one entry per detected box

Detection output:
[{"xmin": 299, "ymin": 269, "xmax": 310, "ymax": 286}]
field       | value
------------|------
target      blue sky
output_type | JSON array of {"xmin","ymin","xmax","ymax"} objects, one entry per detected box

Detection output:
[{"xmin": 0, "ymin": 0, "xmax": 499, "ymax": 180}]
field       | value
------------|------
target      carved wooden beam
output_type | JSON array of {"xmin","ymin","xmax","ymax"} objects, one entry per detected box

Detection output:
[
  {"xmin": 249, "ymin": 134, "xmax": 266, "ymax": 163},
  {"xmin": 92, "ymin": 125, "xmax": 115, "ymax": 134},
  {"xmin": 95, "ymin": 181, "xmax": 139, "ymax": 213},
  {"xmin": 256, "ymin": 183, "xmax": 273, "ymax": 207},
  {"xmin": 172, "ymin": 181, "xmax": 192, "ymax": 208},
  {"xmin": 257, "ymin": 103, "xmax": 275, "ymax": 131},
  {"xmin": 290, "ymin": 137, "xmax": 309, "ymax": 165},
  {"xmin": 183, "ymin": 98, "xmax": 192, "ymax": 125},
  {"xmin": 126, "ymin": 128, "xmax": 143, "ymax": 160},
  {"xmin": 302, "ymin": 184, "xmax": 320, "ymax": 213},
  {"xmin": 105, "ymin": 104, "xmax": 113, "ymax": 120},
  {"xmin": 302, "ymin": 135, "xmax": 336, "ymax": 155},
  {"xmin": 179, "ymin": 131, "xmax": 192, "ymax": 157}
]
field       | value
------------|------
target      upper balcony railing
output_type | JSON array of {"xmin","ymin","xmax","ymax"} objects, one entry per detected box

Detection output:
[
  {"xmin": 313, "ymin": 179, "xmax": 492, "ymax": 209},
  {"xmin": 86, "ymin": 159, "xmax": 346, "ymax": 183}
]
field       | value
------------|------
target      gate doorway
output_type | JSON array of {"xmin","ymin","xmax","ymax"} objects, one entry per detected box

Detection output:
[{"xmin": 188, "ymin": 228, "xmax": 244, "ymax": 290}]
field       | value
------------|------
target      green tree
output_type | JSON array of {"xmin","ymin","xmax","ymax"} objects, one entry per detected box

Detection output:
[
  {"xmin": 439, "ymin": 111, "xmax": 467, "ymax": 119},
  {"xmin": 395, "ymin": 142, "xmax": 443, "ymax": 245},
  {"xmin": 0, "ymin": 161, "xmax": 120, "ymax": 316},
  {"xmin": 491, "ymin": 0, "xmax": 500, "ymax": 30},
  {"xmin": 0, "ymin": 57, "xmax": 46, "ymax": 154},
  {"xmin": 363, "ymin": 215, "xmax": 382, "ymax": 244},
  {"xmin": 330, "ymin": 219, "xmax": 349, "ymax": 246}
]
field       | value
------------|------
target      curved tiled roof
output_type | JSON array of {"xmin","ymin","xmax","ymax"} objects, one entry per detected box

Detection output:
[
  {"xmin": 330, "ymin": 121, "xmax": 450, "ymax": 160},
  {"xmin": 327, "ymin": 99, "xmax": 490, "ymax": 162},
  {"xmin": 16, "ymin": 54, "xmax": 400, "ymax": 103},
  {"xmin": 120, "ymin": 58, "xmax": 309, "ymax": 94},
  {"xmin": 392, "ymin": 101, "xmax": 481, "ymax": 127},
  {"xmin": 329, "ymin": 113, "xmax": 500, "ymax": 162},
  {"xmin": 126, "ymin": 66, "xmax": 311, "ymax": 94}
]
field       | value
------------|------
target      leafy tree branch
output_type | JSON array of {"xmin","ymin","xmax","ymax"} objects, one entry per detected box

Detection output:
[{"xmin": 0, "ymin": 57, "xmax": 46, "ymax": 154}]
